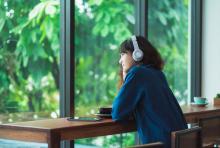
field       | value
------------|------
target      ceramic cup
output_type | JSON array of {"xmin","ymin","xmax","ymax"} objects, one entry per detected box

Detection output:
[
  {"xmin": 99, "ymin": 107, "xmax": 112, "ymax": 114},
  {"xmin": 194, "ymin": 97, "xmax": 207, "ymax": 104}
]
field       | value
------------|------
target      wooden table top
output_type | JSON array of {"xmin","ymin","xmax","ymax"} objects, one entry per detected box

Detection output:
[
  {"xmin": 182, "ymin": 104, "xmax": 220, "ymax": 115},
  {"xmin": 0, "ymin": 104, "xmax": 220, "ymax": 146},
  {"xmin": 0, "ymin": 118, "xmax": 136, "ymax": 142},
  {"xmin": 1, "ymin": 104, "xmax": 220, "ymax": 131},
  {"xmin": 0, "ymin": 118, "xmax": 120, "ymax": 131}
]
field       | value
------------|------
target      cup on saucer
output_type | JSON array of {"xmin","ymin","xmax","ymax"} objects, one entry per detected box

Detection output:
[
  {"xmin": 94, "ymin": 107, "xmax": 112, "ymax": 118},
  {"xmin": 194, "ymin": 96, "xmax": 207, "ymax": 104},
  {"xmin": 99, "ymin": 107, "xmax": 112, "ymax": 114}
]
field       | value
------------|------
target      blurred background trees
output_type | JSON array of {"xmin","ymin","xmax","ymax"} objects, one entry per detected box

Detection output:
[{"xmin": 0, "ymin": 0, "xmax": 59, "ymax": 117}]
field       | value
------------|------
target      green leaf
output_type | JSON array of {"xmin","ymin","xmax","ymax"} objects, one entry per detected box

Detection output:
[
  {"xmin": 44, "ymin": 18, "xmax": 53, "ymax": 40},
  {"xmin": 158, "ymin": 12, "xmax": 167, "ymax": 25},
  {"xmin": 0, "ymin": 10, "xmax": 6, "ymax": 32},
  {"xmin": 30, "ymin": 30, "xmax": 37, "ymax": 42},
  {"xmin": 92, "ymin": 23, "xmax": 102, "ymax": 35},
  {"xmin": 29, "ymin": 2, "xmax": 45, "ymax": 20},
  {"xmin": 45, "ymin": 4, "xmax": 56, "ymax": 15},
  {"xmin": 32, "ymin": 45, "xmax": 48, "ymax": 61},
  {"xmin": 101, "ymin": 25, "xmax": 109, "ymax": 37},
  {"xmin": 104, "ymin": 13, "xmax": 110, "ymax": 24},
  {"xmin": 88, "ymin": 0, "xmax": 103, "ymax": 6},
  {"xmin": 10, "ymin": 20, "xmax": 30, "ymax": 34},
  {"xmin": 95, "ymin": 11, "xmax": 104, "ymax": 22},
  {"xmin": 28, "ymin": 60, "xmax": 50, "ymax": 87},
  {"xmin": 23, "ymin": 56, "xmax": 29, "ymax": 67},
  {"xmin": 39, "ymin": 23, "xmax": 46, "ymax": 42},
  {"xmin": 126, "ymin": 14, "xmax": 135, "ymax": 24}
]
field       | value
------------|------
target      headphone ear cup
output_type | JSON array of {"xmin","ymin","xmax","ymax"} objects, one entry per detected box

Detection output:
[{"xmin": 132, "ymin": 49, "xmax": 144, "ymax": 62}]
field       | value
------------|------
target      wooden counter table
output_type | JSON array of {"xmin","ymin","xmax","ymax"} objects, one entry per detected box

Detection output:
[
  {"xmin": 1, "ymin": 104, "xmax": 220, "ymax": 148},
  {"xmin": 183, "ymin": 104, "xmax": 220, "ymax": 123},
  {"xmin": 0, "ymin": 118, "xmax": 136, "ymax": 148}
]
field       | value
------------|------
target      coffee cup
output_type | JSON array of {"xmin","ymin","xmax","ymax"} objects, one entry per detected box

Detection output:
[
  {"xmin": 99, "ymin": 107, "xmax": 112, "ymax": 114},
  {"xmin": 194, "ymin": 97, "xmax": 207, "ymax": 104}
]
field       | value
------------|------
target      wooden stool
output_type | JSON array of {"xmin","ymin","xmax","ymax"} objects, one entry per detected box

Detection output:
[
  {"xmin": 171, "ymin": 126, "xmax": 202, "ymax": 148},
  {"xmin": 198, "ymin": 115, "xmax": 220, "ymax": 147}
]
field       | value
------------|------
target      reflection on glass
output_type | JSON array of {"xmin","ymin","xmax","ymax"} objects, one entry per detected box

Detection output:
[
  {"xmin": 0, "ymin": 0, "xmax": 60, "ymax": 124},
  {"xmin": 148, "ymin": 0, "xmax": 190, "ymax": 105},
  {"xmin": 74, "ymin": 0, "xmax": 135, "ymax": 147}
]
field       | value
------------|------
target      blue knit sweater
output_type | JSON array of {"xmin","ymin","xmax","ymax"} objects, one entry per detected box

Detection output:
[{"xmin": 112, "ymin": 65, "xmax": 187, "ymax": 148}]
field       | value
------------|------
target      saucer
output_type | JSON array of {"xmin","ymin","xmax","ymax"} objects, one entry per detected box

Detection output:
[
  {"xmin": 191, "ymin": 102, "xmax": 208, "ymax": 107},
  {"xmin": 94, "ymin": 113, "xmax": 112, "ymax": 118}
]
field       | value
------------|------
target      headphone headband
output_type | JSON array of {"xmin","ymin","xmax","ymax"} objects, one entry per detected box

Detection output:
[
  {"xmin": 131, "ymin": 36, "xmax": 139, "ymax": 50},
  {"xmin": 131, "ymin": 35, "xmax": 144, "ymax": 61}
]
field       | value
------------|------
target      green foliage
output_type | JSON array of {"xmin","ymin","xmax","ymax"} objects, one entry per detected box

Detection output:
[
  {"xmin": 74, "ymin": 0, "xmax": 134, "ymax": 116},
  {"xmin": 0, "ymin": 0, "xmax": 59, "ymax": 115},
  {"xmin": 148, "ymin": 0, "xmax": 189, "ymax": 103},
  {"xmin": 75, "ymin": 133, "xmax": 135, "ymax": 148},
  {"xmin": 214, "ymin": 93, "xmax": 220, "ymax": 99}
]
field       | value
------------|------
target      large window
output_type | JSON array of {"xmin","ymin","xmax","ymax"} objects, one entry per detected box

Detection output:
[
  {"xmin": 74, "ymin": 0, "xmax": 135, "ymax": 147},
  {"xmin": 148, "ymin": 0, "xmax": 190, "ymax": 105},
  {"xmin": 0, "ymin": 0, "xmax": 60, "ymax": 124},
  {"xmin": 74, "ymin": 0, "xmax": 134, "ymax": 116},
  {"xmin": 0, "ymin": 0, "xmax": 199, "ymax": 147}
]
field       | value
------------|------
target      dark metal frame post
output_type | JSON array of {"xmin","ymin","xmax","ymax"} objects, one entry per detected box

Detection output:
[
  {"xmin": 60, "ymin": 0, "xmax": 74, "ymax": 147},
  {"xmin": 190, "ymin": 0, "xmax": 203, "ymax": 101},
  {"xmin": 135, "ymin": 0, "xmax": 147, "ymax": 37}
]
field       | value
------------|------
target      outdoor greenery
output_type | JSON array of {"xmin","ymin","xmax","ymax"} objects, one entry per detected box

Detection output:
[
  {"xmin": 148, "ymin": 0, "xmax": 189, "ymax": 103},
  {"xmin": 0, "ymin": 0, "xmax": 189, "ymax": 147},
  {"xmin": 74, "ymin": 0, "xmax": 134, "ymax": 116},
  {"xmin": 214, "ymin": 93, "xmax": 220, "ymax": 99},
  {"xmin": 0, "ymin": 0, "xmax": 59, "ymax": 119}
]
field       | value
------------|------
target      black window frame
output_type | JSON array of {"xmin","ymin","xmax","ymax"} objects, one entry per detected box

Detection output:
[
  {"xmin": 60, "ymin": 0, "xmax": 74, "ymax": 147},
  {"xmin": 190, "ymin": 0, "xmax": 203, "ymax": 101}
]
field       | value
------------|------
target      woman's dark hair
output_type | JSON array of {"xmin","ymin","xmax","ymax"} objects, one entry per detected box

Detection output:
[
  {"xmin": 120, "ymin": 36, "xmax": 164, "ymax": 70},
  {"xmin": 118, "ymin": 36, "xmax": 164, "ymax": 88}
]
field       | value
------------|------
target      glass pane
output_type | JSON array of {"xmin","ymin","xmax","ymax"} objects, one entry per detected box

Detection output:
[
  {"xmin": 148, "ymin": 0, "xmax": 190, "ymax": 105},
  {"xmin": 75, "ymin": 133, "xmax": 135, "ymax": 148},
  {"xmin": 74, "ymin": 0, "xmax": 135, "ymax": 147},
  {"xmin": 0, "ymin": 139, "xmax": 47, "ymax": 148},
  {"xmin": 0, "ymin": 0, "xmax": 60, "ymax": 124}
]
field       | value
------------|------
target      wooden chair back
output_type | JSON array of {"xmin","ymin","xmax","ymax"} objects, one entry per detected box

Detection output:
[
  {"xmin": 198, "ymin": 115, "xmax": 220, "ymax": 146},
  {"xmin": 128, "ymin": 142, "xmax": 164, "ymax": 148},
  {"xmin": 171, "ymin": 126, "xmax": 202, "ymax": 148}
]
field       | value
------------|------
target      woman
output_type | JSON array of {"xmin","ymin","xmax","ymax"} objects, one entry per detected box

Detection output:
[{"xmin": 112, "ymin": 35, "xmax": 187, "ymax": 148}]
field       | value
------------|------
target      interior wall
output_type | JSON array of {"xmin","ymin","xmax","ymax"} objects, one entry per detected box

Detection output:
[{"xmin": 202, "ymin": 0, "xmax": 220, "ymax": 102}]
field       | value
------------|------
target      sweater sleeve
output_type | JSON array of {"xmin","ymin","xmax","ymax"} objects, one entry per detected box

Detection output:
[{"xmin": 112, "ymin": 69, "xmax": 143, "ymax": 121}]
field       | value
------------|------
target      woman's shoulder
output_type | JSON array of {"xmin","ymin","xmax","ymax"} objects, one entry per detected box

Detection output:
[
  {"xmin": 128, "ymin": 65, "xmax": 143, "ymax": 75},
  {"xmin": 129, "ymin": 64, "xmax": 155, "ymax": 74},
  {"xmin": 125, "ymin": 65, "xmax": 152, "ymax": 80},
  {"xmin": 130, "ymin": 65, "xmax": 166, "ymax": 81},
  {"xmin": 123, "ymin": 66, "xmax": 144, "ymax": 83}
]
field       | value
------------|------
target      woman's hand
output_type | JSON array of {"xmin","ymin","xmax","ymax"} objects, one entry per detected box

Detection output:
[{"xmin": 123, "ymin": 71, "xmax": 127, "ymax": 81}]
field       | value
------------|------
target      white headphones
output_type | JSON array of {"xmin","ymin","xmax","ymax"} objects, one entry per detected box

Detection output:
[{"xmin": 131, "ymin": 35, "xmax": 144, "ymax": 62}]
